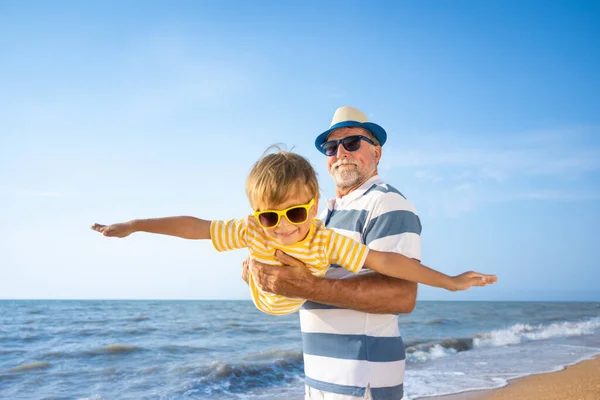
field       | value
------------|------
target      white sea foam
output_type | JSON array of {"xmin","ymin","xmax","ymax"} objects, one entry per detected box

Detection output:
[
  {"xmin": 405, "ymin": 317, "xmax": 600, "ymax": 364},
  {"xmin": 408, "ymin": 344, "xmax": 458, "ymax": 362},
  {"xmin": 474, "ymin": 317, "xmax": 600, "ymax": 347}
]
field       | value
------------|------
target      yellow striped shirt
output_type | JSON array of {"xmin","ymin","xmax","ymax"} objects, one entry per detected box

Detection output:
[{"xmin": 210, "ymin": 216, "xmax": 369, "ymax": 315}]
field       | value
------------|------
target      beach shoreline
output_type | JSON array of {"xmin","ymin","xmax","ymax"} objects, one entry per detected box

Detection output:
[{"xmin": 416, "ymin": 354, "xmax": 600, "ymax": 400}]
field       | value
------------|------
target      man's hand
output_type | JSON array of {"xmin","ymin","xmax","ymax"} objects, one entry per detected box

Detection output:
[
  {"xmin": 91, "ymin": 222, "xmax": 135, "ymax": 238},
  {"xmin": 245, "ymin": 251, "xmax": 418, "ymax": 314},
  {"xmin": 241, "ymin": 257, "xmax": 251, "ymax": 285},
  {"xmin": 248, "ymin": 250, "xmax": 317, "ymax": 298}
]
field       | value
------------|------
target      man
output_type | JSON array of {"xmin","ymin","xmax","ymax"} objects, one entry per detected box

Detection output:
[{"xmin": 247, "ymin": 106, "xmax": 422, "ymax": 400}]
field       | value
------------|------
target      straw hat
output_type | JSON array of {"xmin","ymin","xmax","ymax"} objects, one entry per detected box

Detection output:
[{"xmin": 314, "ymin": 106, "xmax": 387, "ymax": 150}]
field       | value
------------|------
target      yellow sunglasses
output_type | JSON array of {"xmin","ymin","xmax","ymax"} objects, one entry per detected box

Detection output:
[{"xmin": 253, "ymin": 198, "xmax": 315, "ymax": 229}]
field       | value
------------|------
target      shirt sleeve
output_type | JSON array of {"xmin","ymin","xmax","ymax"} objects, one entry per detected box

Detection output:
[
  {"xmin": 326, "ymin": 230, "xmax": 370, "ymax": 274},
  {"xmin": 210, "ymin": 218, "xmax": 248, "ymax": 252}
]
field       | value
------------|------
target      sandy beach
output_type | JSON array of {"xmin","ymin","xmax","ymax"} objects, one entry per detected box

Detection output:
[{"xmin": 418, "ymin": 355, "xmax": 600, "ymax": 400}]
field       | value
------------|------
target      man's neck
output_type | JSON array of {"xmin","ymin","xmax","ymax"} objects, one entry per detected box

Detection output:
[{"xmin": 335, "ymin": 172, "xmax": 378, "ymax": 198}]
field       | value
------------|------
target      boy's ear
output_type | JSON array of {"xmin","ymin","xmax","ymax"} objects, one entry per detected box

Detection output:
[{"xmin": 311, "ymin": 194, "xmax": 320, "ymax": 218}]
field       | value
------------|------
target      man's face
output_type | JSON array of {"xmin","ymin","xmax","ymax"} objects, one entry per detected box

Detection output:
[{"xmin": 326, "ymin": 127, "xmax": 381, "ymax": 190}]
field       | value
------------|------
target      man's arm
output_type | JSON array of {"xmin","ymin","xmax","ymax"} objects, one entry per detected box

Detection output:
[
  {"xmin": 306, "ymin": 272, "xmax": 417, "ymax": 314},
  {"xmin": 248, "ymin": 250, "xmax": 417, "ymax": 314}
]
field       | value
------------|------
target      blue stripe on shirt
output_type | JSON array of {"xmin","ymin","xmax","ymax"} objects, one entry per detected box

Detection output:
[
  {"xmin": 302, "ymin": 332, "xmax": 406, "ymax": 362},
  {"xmin": 305, "ymin": 377, "xmax": 365, "ymax": 397},
  {"xmin": 366, "ymin": 183, "xmax": 406, "ymax": 198},
  {"xmin": 364, "ymin": 210, "xmax": 422, "ymax": 245},
  {"xmin": 326, "ymin": 209, "xmax": 368, "ymax": 232},
  {"xmin": 371, "ymin": 384, "xmax": 405, "ymax": 400},
  {"xmin": 305, "ymin": 377, "xmax": 404, "ymax": 400},
  {"xmin": 302, "ymin": 301, "xmax": 341, "ymax": 310}
]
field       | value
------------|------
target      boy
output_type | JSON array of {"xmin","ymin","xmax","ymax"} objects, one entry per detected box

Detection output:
[{"xmin": 92, "ymin": 149, "xmax": 497, "ymax": 315}]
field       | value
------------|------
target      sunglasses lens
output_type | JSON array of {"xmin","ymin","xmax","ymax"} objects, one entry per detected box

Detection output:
[
  {"xmin": 258, "ymin": 212, "xmax": 279, "ymax": 228},
  {"xmin": 343, "ymin": 136, "xmax": 362, "ymax": 152},
  {"xmin": 322, "ymin": 141, "xmax": 338, "ymax": 156},
  {"xmin": 286, "ymin": 207, "xmax": 308, "ymax": 224}
]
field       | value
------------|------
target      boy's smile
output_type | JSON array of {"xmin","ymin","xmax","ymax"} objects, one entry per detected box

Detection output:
[{"xmin": 272, "ymin": 223, "xmax": 301, "ymax": 242}]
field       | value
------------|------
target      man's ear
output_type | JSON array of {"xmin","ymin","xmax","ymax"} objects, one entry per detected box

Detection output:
[{"xmin": 374, "ymin": 145, "xmax": 382, "ymax": 163}]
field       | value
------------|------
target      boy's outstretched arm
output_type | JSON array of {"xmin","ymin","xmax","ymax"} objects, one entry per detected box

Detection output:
[
  {"xmin": 365, "ymin": 250, "xmax": 497, "ymax": 292},
  {"xmin": 91, "ymin": 217, "xmax": 211, "ymax": 240}
]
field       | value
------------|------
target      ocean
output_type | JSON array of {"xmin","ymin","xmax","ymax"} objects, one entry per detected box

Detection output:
[{"xmin": 1, "ymin": 300, "xmax": 599, "ymax": 399}]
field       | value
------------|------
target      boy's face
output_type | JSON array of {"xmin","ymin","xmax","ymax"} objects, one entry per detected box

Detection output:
[{"xmin": 257, "ymin": 191, "xmax": 319, "ymax": 246}]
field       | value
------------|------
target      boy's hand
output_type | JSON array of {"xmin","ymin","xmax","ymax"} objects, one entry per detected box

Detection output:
[
  {"xmin": 91, "ymin": 222, "xmax": 136, "ymax": 238},
  {"xmin": 450, "ymin": 271, "xmax": 497, "ymax": 291}
]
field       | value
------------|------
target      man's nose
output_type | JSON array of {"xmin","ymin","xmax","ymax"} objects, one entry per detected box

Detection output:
[{"xmin": 336, "ymin": 142, "xmax": 350, "ymax": 157}]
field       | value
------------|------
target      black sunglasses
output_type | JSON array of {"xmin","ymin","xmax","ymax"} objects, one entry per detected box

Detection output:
[{"xmin": 318, "ymin": 135, "xmax": 376, "ymax": 156}]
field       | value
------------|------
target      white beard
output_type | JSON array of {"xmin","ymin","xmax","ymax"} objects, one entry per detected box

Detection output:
[{"xmin": 330, "ymin": 160, "xmax": 363, "ymax": 189}]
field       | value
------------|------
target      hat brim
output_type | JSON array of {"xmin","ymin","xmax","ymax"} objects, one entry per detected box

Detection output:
[{"xmin": 314, "ymin": 121, "xmax": 387, "ymax": 152}]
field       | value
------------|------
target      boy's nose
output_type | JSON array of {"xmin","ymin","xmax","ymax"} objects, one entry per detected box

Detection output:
[{"xmin": 277, "ymin": 216, "xmax": 293, "ymax": 229}]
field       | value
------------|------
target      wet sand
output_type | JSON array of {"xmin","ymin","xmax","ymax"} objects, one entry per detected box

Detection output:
[{"xmin": 417, "ymin": 355, "xmax": 600, "ymax": 400}]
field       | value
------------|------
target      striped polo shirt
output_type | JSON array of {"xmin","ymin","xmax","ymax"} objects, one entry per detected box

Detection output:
[
  {"xmin": 211, "ymin": 217, "xmax": 369, "ymax": 315},
  {"xmin": 301, "ymin": 175, "xmax": 422, "ymax": 400}
]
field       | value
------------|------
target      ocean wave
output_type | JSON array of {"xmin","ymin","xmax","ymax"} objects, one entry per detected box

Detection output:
[
  {"xmin": 10, "ymin": 361, "xmax": 51, "ymax": 372},
  {"xmin": 43, "ymin": 351, "xmax": 69, "ymax": 359},
  {"xmin": 179, "ymin": 352, "xmax": 304, "ymax": 396},
  {"xmin": 0, "ymin": 349, "xmax": 26, "ymax": 355},
  {"xmin": 86, "ymin": 344, "xmax": 144, "ymax": 355},
  {"xmin": 122, "ymin": 327, "xmax": 157, "ymax": 335},
  {"xmin": 423, "ymin": 318, "xmax": 456, "ymax": 325},
  {"xmin": 406, "ymin": 338, "xmax": 474, "ymax": 363},
  {"xmin": 42, "ymin": 344, "xmax": 145, "ymax": 359},
  {"xmin": 190, "ymin": 325, "xmax": 210, "ymax": 332},
  {"xmin": 127, "ymin": 315, "xmax": 150, "ymax": 322},
  {"xmin": 474, "ymin": 317, "xmax": 600, "ymax": 347},
  {"xmin": 404, "ymin": 338, "xmax": 431, "ymax": 348},
  {"xmin": 79, "ymin": 328, "xmax": 112, "ymax": 337},
  {"xmin": 72, "ymin": 319, "xmax": 108, "ymax": 325},
  {"xmin": 160, "ymin": 344, "xmax": 210, "ymax": 354},
  {"xmin": 240, "ymin": 328, "xmax": 265, "ymax": 334},
  {"xmin": 243, "ymin": 349, "xmax": 303, "ymax": 361},
  {"xmin": 21, "ymin": 335, "xmax": 46, "ymax": 343},
  {"xmin": 405, "ymin": 317, "xmax": 600, "ymax": 363}
]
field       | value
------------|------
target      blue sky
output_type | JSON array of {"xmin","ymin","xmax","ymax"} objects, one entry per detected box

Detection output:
[{"xmin": 1, "ymin": 1, "xmax": 599, "ymax": 301}]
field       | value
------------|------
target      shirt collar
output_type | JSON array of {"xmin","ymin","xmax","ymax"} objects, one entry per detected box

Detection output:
[{"xmin": 326, "ymin": 175, "xmax": 383, "ymax": 210}]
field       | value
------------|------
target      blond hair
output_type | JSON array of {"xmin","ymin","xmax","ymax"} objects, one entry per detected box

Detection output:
[{"xmin": 246, "ymin": 147, "xmax": 320, "ymax": 211}]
